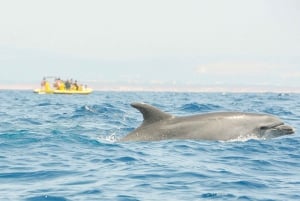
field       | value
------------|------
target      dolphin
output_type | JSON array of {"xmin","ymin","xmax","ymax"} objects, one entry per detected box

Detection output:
[{"xmin": 120, "ymin": 102, "xmax": 295, "ymax": 142}]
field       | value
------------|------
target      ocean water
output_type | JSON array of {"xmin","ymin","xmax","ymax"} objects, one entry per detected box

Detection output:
[{"xmin": 0, "ymin": 90, "xmax": 299, "ymax": 201}]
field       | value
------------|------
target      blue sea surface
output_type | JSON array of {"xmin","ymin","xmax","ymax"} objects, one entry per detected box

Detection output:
[{"xmin": 0, "ymin": 90, "xmax": 299, "ymax": 201}]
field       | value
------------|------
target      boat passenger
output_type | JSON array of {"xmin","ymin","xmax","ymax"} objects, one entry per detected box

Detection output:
[
  {"xmin": 78, "ymin": 84, "xmax": 83, "ymax": 91},
  {"xmin": 54, "ymin": 78, "xmax": 60, "ymax": 89},
  {"xmin": 74, "ymin": 80, "xmax": 79, "ymax": 90},
  {"xmin": 45, "ymin": 80, "xmax": 51, "ymax": 91},
  {"xmin": 59, "ymin": 81, "xmax": 65, "ymax": 90},
  {"xmin": 41, "ymin": 77, "xmax": 46, "ymax": 89},
  {"xmin": 65, "ymin": 79, "xmax": 71, "ymax": 90}
]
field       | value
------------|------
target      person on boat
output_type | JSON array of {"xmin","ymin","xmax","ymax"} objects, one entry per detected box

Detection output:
[
  {"xmin": 70, "ymin": 80, "xmax": 79, "ymax": 90},
  {"xmin": 41, "ymin": 77, "xmax": 46, "ymax": 89},
  {"xmin": 40, "ymin": 77, "xmax": 51, "ymax": 91},
  {"xmin": 69, "ymin": 79, "xmax": 75, "ymax": 90},
  {"xmin": 58, "ymin": 79, "xmax": 65, "ymax": 90},
  {"xmin": 74, "ymin": 80, "xmax": 79, "ymax": 90},
  {"xmin": 65, "ymin": 79, "xmax": 71, "ymax": 90},
  {"xmin": 78, "ymin": 84, "xmax": 83, "ymax": 91},
  {"xmin": 44, "ymin": 80, "xmax": 51, "ymax": 91},
  {"xmin": 53, "ymin": 78, "xmax": 59, "ymax": 89},
  {"xmin": 54, "ymin": 78, "xmax": 65, "ymax": 90}
]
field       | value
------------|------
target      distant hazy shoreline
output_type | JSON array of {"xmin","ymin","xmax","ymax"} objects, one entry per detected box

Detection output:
[{"xmin": 0, "ymin": 83, "xmax": 299, "ymax": 93}]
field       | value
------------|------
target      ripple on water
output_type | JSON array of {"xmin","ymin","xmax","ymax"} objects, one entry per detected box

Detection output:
[
  {"xmin": 25, "ymin": 195, "xmax": 70, "ymax": 201},
  {"xmin": 179, "ymin": 102, "xmax": 223, "ymax": 112}
]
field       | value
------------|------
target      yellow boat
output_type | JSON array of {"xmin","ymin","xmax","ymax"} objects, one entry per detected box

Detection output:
[
  {"xmin": 33, "ymin": 88, "xmax": 93, "ymax": 95},
  {"xmin": 34, "ymin": 76, "xmax": 93, "ymax": 95}
]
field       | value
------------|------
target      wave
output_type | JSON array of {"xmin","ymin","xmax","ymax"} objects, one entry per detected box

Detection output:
[
  {"xmin": 0, "ymin": 170, "xmax": 74, "ymax": 181},
  {"xmin": 25, "ymin": 195, "xmax": 70, "ymax": 201},
  {"xmin": 179, "ymin": 102, "xmax": 223, "ymax": 112},
  {"xmin": 263, "ymin": 106, "xmax": 294, "ymax": 116},
  {"xmin": 72, "ymin": 104, "xmax": 126, "ymax": 118}
]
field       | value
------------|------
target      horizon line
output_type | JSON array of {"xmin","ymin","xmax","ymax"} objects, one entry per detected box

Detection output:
[{"xmin": 0, "ymin": 83, "xmax": 299, "ymax": 93}]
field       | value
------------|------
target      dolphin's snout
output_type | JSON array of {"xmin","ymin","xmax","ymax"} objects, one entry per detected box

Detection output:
[{"xmin": 276, "ymin": 124, "xmax": 295, "ymax": 134}]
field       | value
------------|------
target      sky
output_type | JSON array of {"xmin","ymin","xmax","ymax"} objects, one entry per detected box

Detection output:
[{"xmin": 0, "ymin": 0, "xmax": 299, "ymax": 92}]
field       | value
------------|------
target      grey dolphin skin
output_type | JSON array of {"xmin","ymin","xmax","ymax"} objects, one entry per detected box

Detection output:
[{"xmin": 120, "ymin": 102, "xmax": 295, "ymax": 142}]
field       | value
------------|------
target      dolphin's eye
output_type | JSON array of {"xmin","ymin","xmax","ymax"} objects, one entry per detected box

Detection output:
[{"xmin": 260, "ymin": 126, "xmax": 268, "ymax": 130}]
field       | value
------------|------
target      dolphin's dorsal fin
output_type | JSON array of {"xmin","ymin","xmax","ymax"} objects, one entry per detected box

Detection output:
[{"xmin": 131, "ymin": 102, "xmax": 173, "ymax": 125}]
